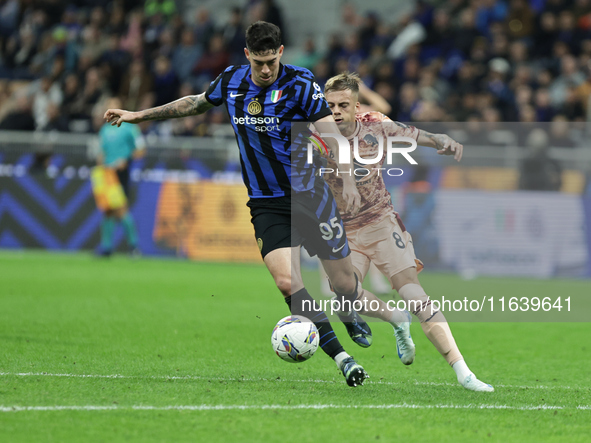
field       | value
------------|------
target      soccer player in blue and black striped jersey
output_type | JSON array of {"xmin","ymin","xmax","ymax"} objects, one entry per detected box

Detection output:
[{"xmin": 105, "ymin": 21, "xmax": 412, "ymax": 387}]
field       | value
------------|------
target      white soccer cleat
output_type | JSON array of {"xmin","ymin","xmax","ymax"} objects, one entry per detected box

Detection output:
[
  {"xmin": 393, "ymin": 310, "xmax": 415, "ymax": 365},
  {"xmin": 460, "ymin": 374, "xmax": 494, "ymax": 392}
]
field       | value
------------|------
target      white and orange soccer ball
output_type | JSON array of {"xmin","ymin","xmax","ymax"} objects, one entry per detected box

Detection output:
[{"xmin": 271, "ymin": 315, "xmax": 319, "ymax": 363}]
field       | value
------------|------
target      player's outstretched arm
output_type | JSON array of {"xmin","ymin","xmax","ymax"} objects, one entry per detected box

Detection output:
[
  {"xmin": 104, "ymin": 93, "xmax": 214, "ymax": 127},
  {"xmin": 417, "ymin": 130, "xmax": 463, "ymax": 162}
]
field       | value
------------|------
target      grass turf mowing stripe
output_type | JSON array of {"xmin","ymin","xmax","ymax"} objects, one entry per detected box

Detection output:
[
  {"xmin": 0, "ymin": 371, "xmax": 584, "ymax": 391},
  {"xmin": 2, "ymin": 404, "xmax": 587, "ymax": 412}
]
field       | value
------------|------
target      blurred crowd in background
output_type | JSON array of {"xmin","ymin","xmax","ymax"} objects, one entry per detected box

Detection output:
[{"xmin": 0, "ymin": 0, "xmax": 590, "ymax": 145}]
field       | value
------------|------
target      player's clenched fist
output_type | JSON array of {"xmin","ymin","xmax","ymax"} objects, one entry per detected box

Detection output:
[{"xmin": 434, "ymin": 134, "xmax": 463, "ymax": 162}]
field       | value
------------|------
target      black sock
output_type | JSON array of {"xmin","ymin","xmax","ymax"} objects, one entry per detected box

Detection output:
[{"xmin": 287, "ymin": 288, "xmax": 344, "ymax": 359}]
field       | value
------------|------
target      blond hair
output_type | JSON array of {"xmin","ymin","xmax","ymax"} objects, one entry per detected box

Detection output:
[{"xmin": 324, "ymin": 72, "xmax": 361, "ymax": 95}]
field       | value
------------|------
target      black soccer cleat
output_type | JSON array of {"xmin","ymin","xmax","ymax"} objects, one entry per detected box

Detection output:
[{"xmin": 340, "ymin": 356, "xmax": 369, "ymax": 387}]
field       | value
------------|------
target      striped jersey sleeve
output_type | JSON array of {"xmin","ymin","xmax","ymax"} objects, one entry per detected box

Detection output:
[{"xmin": 293, "ymin": 69, "xmax": 332, "ymax": 122}]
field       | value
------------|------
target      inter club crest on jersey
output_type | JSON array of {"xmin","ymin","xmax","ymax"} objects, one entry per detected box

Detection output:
[{"xmin": 270, "ymin": 90, "xmax": 283, "ymax": 103}]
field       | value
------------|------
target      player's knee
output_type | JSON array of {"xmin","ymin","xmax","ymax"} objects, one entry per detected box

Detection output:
[
  {"xmin": 331, "ymin": 280, "xmax": 356, "ymax": 297},
  {"xmin": 330, "ymin": 273, "xmax": 358, "ymax": 300},
  {"xmin": 274, "ymin": 277, "xmax": 292, "ymax": 297}
]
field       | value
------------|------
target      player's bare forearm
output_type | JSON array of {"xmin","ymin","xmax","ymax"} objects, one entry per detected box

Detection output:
[
  {"xmin": 417, "ymin": 130, "xmax": 446, "ymax": 149},
  {"xmin": 417, "ymin": 129, "xmax": 463, "ymax": 162},
  {"xmin": 105, "ymin": 93, "xmax": 214, "ymax": 127},
  {"xmin": 137, "ymin": 93, "xmax": 213, "ymax": 121}
]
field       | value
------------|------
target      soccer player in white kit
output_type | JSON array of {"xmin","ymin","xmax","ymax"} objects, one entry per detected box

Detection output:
[{"xmin": 322, "ymin": 72, "xmax": 493, "ymax": 392}]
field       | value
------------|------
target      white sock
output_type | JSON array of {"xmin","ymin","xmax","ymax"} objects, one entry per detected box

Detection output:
[
  {"xmin": 452, "ymin": 359, "xmax": 472, "ymax": 383},
  {"xmin": 334, "ymin": 351, "xmax": 351, "ymax": 368},
  {"xmin": 389, "ymin": 309, "xmax": 409, "ymax": 328}
]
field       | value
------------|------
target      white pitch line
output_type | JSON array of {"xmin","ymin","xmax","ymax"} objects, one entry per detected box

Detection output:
[
  {"xmin": 0, "ymin": 372, "xmax": 586, "ymax": 392},
  {"xmin": 1, "ymin": 403, "xmax": 587, "ymax": 413}
]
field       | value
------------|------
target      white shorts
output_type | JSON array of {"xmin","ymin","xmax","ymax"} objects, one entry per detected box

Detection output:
[{"xmin": 346, "ymin": 213, "xmax": 423, "ymax": 285}]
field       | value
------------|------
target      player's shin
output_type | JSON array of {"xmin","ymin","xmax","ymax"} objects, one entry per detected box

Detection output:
[
  {"xmin": 420, "ymin": 313, "xmax": 463, "ymax": 365},
  {"xmin": 285, "ymin": 288, "xmax": 345, "ymax": 360},
  {"xmin": 121, "ymin": 213, "xmax": 138, "ymax": 248},
  {"xmin": 399, "ymin": 283, "xmax": 463, "ymax": 365},
  {"xmin": 100, "ymin": 216, "xmax": 115, "ymax": 252}
]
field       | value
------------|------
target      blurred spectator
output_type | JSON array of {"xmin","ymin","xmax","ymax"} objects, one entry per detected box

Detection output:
[
  {"xmin": 549, "ymin": 54, "xmax": 585, "ymax": 106},
  {"xmin": 294, "ymin": 37, "xmax": 321, "ymax": 71},
  {"xmin": 313, "ymin": 59, "xmax": 330, "ymax": 87},
  {"xmin": 359, "ymin": 12, "xmax": 379, "ymax": 53},
  {"xmin": 192, "ymin": 34, "xmax": 229, "ymax": 84},
  {"xmin": 193, "ymin": 8, "xmax": 215, "ymax": 49},
  {"xmin": 339, "ymin": 2, "xmax": 362, "ymax": 36},
  {"xmin": 61, "ymin": 72, "xmax": 81, "ymax": 120},
  {"xmin": 222, "ymin": 7, "xmax": 246, "ymax": 65},
  {"xmin": 120, "ymin": 10, "xmax": 144, "ymax": 57},
  {"xmin": 340, "ymin": 33, "xmax": 367, "ymax": 72},
  {"xmin": 0, "ymin": 95, "xmax": 35, "ymax": 131},
  {"xmin": 557, "ymin": 10, "xmax": 582, "ymax": 54},
  {"xmin": 486, "ymin": 58, "xmax": 514, "ymax": 118},
  {"xmin": 153, "ymin": 55, "xmax": 179, "ymax": 106},
  {"xmin": 144, "ymin": 11, "xmax": 166, "ymax": 54},
  {"xmin": 465, "ymin": 116, "xmax": 490, "ymax": 145},
  {"xmin": 574, "ymin": 61, "xmax": 591, "ymax": 111},
  {"xmin": 560, "ymin": 86, "xmax": 586, "ymax": 120},
  {"xmin": 518, "ymin": 104, "xmax": 538, "ymax": 122},
  {"xmin": 508, "ymin": 40, "xmax": 530, "ymax": 67},
  {"xmin": 156, "ymin": 27, "xmax": 176, "ymax": 59},
  {"xmin": 60, "ymin": 5, "xmax": 83, "ymax": 40},
  {"xmin": 119, "ymin": 59, "xmax": 154, "ymax": 111},
  {"xmin": 511, "ymin": 64, "xmax": 533, "ymax": 90},
  {"xmin": 398, "ymin": 82, "xmax": 420, "ymax": 121},
  {"xmin": 40, "ymin": 102, "xmax": 69, "ymax": 132},
  {"xmin": 30, "ymin": 76, "xmax": 63, "ymax": 129},
  {"xmin": 69, "ymin": 67, "xmax": 106, "ymax": 125},
  {"xmin": 422, "ymin": 8, "xmax": 455, "ymax": 59},
  {"xmin": 0, "ymin": 0, "xmax": 20, "ymax": 39},
  {"xmin": 105, "ymin": 3, "xmax": 127, "ymax": 35},
  {"xmin": 99, "ymin": 33, "xmax": 131, "ymax": 94},
  {"xmin": 454, "ymin": 8, "xmax": 482, "ymax": 57},
  {"xmin": 534, "ymin": 88, "xmax": 555, "ymax": 121},
  {"xmin": 30, "ymin": 26, "xmax": 78, "ymax": 77},
  {"xmin": 172, "ymin": 28, "xmax": 202, "ymax": 83},
  {"xmin": 260, "ymin": 0, "xmax": 286, "ymax": 41},
  {"xmin": 549, "ymin": 115, "xmax": 576, "ymax": 147},
  {"xmin": 4, "ymin": 25, "xmax": 37, "ymax": 79},
  {"xmin": 373, "ymin": 82, "xmax": 397, "ymax": 118},
  {"xmin": 81, "ymin": 22, "xmax": 109, "ymax": 65},
  {"xmin": 534, "ymin": 12, "xmax": 558, "ymax": 58},
  {"xmin": 417, "ymin": 68, "xmax": 447, "ymax": 104},
  {"xmin": 519, "ymin": 128, "xmax": 562, "ymax": 191}
]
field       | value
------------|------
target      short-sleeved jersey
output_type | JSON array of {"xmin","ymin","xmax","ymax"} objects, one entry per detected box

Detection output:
[
  {"xmin": 323, "ymin": 112, "xmax": 419, "ymax": 231},
  {"xmin": 99, "ymin": 123, "xmax": 145, "ymax": 167},
  {"xmin": 205, "ymin": 64, "xmax": 332, "ymax": 198}
]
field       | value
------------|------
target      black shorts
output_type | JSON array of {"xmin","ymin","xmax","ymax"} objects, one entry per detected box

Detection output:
[
  {"xmin": 116, "ymin": 165, "xmax": 131, "ymax": 198},
  {"xmin": 247, "ymin": 182, "xmax": 350, "ymax": 260}
]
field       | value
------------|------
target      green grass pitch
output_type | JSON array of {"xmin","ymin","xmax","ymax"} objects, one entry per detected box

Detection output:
[{"xmin": 0, "ymin": 250, "xmax": 590, "ymax": 442}]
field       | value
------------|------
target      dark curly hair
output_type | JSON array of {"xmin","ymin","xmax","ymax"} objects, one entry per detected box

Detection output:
[{"xmin": 245, "ymin": 21, "xmax": 282, "ymax": 54}]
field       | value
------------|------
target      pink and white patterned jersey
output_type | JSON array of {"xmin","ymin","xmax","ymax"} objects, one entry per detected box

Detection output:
[{"xmin": 323, "ymin": 112, "xmax": 419, "ymax": 231}]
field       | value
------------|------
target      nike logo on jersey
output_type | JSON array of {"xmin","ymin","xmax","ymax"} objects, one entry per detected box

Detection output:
[
  {"xmin": 230, "ymin": 92, "xmax": 244, "ymax": 98},
  {"xmin": 332, "ymin": 244, "xmax": 346, "ymax": 253}
]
